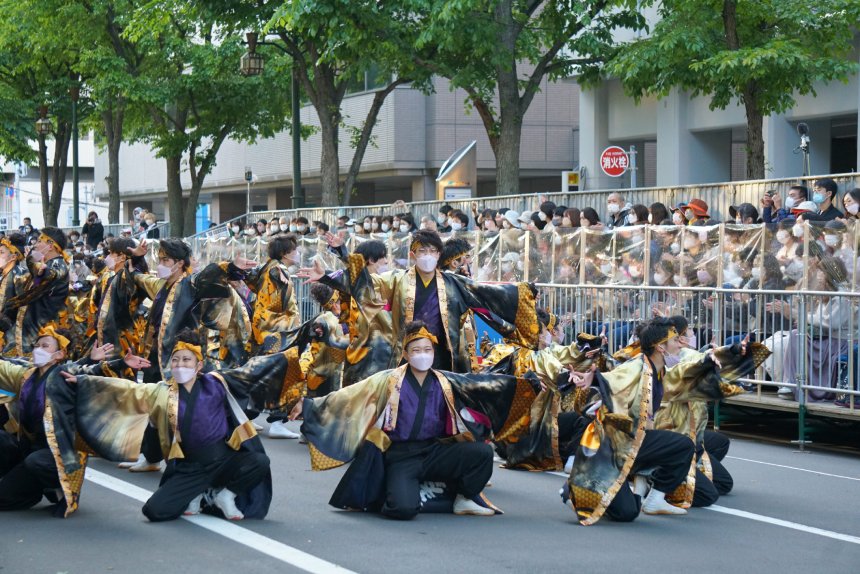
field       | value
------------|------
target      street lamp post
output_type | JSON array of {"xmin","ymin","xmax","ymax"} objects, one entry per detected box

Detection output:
[
  {"xmin": 70, "ymin": 86, "xmax": 80, "ymax": 227},
  {"xmin": 240, "ymin": 32, "xmax": 303, "ymax": 209}
]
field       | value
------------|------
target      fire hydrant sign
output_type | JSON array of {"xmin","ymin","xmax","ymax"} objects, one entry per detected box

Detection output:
[{"xmin": 600, "ymin": 146, "xmax": 629, "ymax": 177}]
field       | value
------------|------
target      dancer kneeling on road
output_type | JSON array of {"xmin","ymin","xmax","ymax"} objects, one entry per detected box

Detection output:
[
  {"xmin": 57, "ymin": 328, "xmax": 285, "ymax": 522},
  {"xmin": 293, "ymin": 319, "xmax": 541, "ymax": 520}
]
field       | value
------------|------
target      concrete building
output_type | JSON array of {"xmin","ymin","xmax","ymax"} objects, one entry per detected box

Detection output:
[
  {"xmin": 95, "ymin": 77, "xmax": 580, "ymax": 231},
  {"xmin": 1, "ymin": 133, "xmax": 100, "ymax": 230}
]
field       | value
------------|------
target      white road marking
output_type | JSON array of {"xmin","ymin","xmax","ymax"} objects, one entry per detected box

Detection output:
[
  {"xmin": 85, "ymin": 468, "xmax": 357, "ymax": 574},
  {"xmin": 530, "ymin": 469, "xmax": 860, "ymax": 545},
  {"xmin": 725, "ymin": 456, "xmax": 860, "ymax": 482},
  {"xmin": 705, "ymin": 505, "xmax": 860, "ymax": 545}
]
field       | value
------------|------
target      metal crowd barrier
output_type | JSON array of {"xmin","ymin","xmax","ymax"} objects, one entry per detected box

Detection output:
[{"xmin": 182, "ymin": 171, "xmax": 860, "ymax": 244}]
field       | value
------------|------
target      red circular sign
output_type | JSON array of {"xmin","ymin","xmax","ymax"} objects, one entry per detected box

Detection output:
[{"xmin": 600, "ymin": 146, "xmax": 629, "ymax": 177}]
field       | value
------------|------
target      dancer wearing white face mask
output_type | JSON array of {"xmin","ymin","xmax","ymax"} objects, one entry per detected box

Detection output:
[
  {"xmin": 292, "ymin": 320, "xmax": 543, "ymax": 519},
  {"xmin": 58, "ymin": 329, "xmax": 287, "ymax": 523},
  {"xmin": 300, "ymin": 230, "xmax": 538, "ymax": 376}
]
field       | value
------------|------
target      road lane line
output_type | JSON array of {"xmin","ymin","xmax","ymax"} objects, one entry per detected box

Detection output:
[
  {"xmin": 704, "ymin": 505, "xmax": 860, "ymax": 545},
  {"xmin": 725, "ymin": 456, "xmax": 860, "ymax": 482},
  {"xmin": 85, "ymin": 468, "xmax": 357, "ymax": 574},
  {"xmin": 539, "ymin": 469, "xmax": 860, "ymax": 543}
]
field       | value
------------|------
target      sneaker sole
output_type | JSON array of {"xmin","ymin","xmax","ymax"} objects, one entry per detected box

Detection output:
[{"xmin": 453, "ymin": 510, "xmax": 495, "ymax": 516}]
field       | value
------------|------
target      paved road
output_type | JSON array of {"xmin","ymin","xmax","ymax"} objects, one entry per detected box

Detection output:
[{"xmin": 2, "ymin": 420, "xmax": 859, "ymax": 574}]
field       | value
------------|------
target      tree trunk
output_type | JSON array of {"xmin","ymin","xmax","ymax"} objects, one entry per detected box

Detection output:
[
  {"xmin": 102, "ymin": 102, "xmax": 124, "ymax": 224},
  {"xmin": 48, "ymin": 122, "xmax": 72, "ymax": 227},
  {"xmin": 495, "ymin": 117, "xmax": 523, "ymax": 195},
  {"xmin": 318, "ymin": 113, "xmax": 340, "ymax": 206},
  {"xmin": 744, "ymin": 89, "xmax": 765, "ymax": 179},
  {"xmin": 341, "ymin": 80, "xmax": 407, "ymax": 206},
  {"xmin": 165, "ymin": 154, "xmax": 185, "ymax": 237},
  {"xmin": 493, "ymin": 0, "xmax": 521, "ymax": 196}
]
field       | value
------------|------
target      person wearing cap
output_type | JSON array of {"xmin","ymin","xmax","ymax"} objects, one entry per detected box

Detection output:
[
  {"xmin": 605, "ymin": 193, "xmax": 632, "ymax": 229},
  {"xmin": 805, "ymin": 178, "xmax": 842, "ymax": 222},
  {"xmin": 292, "ymin": 319, "xmax": 541, "ymax": 519},
  {"xmin": 501, "ymin": 210, "xmax": 521, "ymax": 230},
  {"xmin": 500, "ymin": 251, "xmax": 522, "ymax": 281},
  {"xmin": 0, "ymin": 324, "xmax": 150, "ymax": 517},
  {"xmin": 517, "ymin": 210, "xmax": 533, "ymax": 228},
  {"xmin": 729, "ymin": 203, "xmax": 760, "ymax": 224},
  {"xmin": 678, "ymin": 198, "xmax": 712, "ymax": 225},
  {"xmin": 3, "ymin": 227, "xmax": 71, "ymax": 356},
  {"xmin": 762, "ymin": 185, "xmax": 808, "ymax": 224},
  {"xmin": 303, "ymin": 229, "xmax": 539, "ymax": 376}
]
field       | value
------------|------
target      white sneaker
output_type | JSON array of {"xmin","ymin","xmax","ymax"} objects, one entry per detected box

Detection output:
[
  {"xmin": 184, "ymin": 493, "xmax": 204, "ymax": 515},
  {"xmin": 453, "ymin": 494, "xmax": 495, "ymax": 516},
  {"xmin": 253, "ymin": 422, "xmax": 264, "ymax": 431},
  {"xmin": 213, "ymin": 488, "xmax": 244, "ymax": 520},
  {"xmin": 563, "ymin": 455, "xmax": 575, "ymax": 474},
  {"xmin": 129, "ymin": 457, "xmax": 165, "ymax": 473},
  {"xmin": 268, "ymin": 420, "xmax": 300, "ymax": 439},
  {"xmin": 642, "ymin": 489, "xmax": 687, "ymax": 515},
  {"xmin": 118, "ymin": 453, "xmax": 146, "ymax": 469},
  {"xmin": 777, "ymin": 387, "xmax": 794, "ymax": 398}
]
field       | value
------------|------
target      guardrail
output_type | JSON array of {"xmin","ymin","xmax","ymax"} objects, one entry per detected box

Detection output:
[{"xmin": 60, "ymin": 221, "xmax": 172, "ymax": 243}]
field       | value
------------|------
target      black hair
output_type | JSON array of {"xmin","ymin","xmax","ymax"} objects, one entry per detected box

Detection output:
[
  {"xmin": 450, "ymin": 211, "xmax": 469, "ymax": 227},
  {"xmin": 440, "ymin": 204, "xmax": 453, "ymax": 215},
  {"xmin": 296, "ymin": 216, "xmax": 309, "ymax": 225},
  {"xmin": 257, "ymin": 218, "xmax": 268, "ymax": 226},
  {"xmin": 639, "ymin": 317, "xmax": 675, "ymax": 355},
  {"xmin": 531, "ymin": 212, "xmax": 547, "ymax": 231},
  {"xmin": 649, "ymin": 202, "xmax": 670, "ymax": 224},
  {"xmin": 667, "ymin": 315, "xmax": 688, "ymax": 335},
  {"xmin": 554, "ymin": 206, "xmax": 566, "ymax": 217},
  {"xmin": 355, "ymin": 239, "xmax": 388, "ymax": 264},
  {"xmin": 108, "ymin": 237, "xmax": 136, "ymax": 256},
  {"xmin": 814, "ymin": 178, "xmax": 838, "ymax": 197},
  {"xmin": 789, "ymin": 185, "xmax": 809, "ymax": 200},
  {"xmin": 536, "ymin": 308, "xmax": 550, "ymax": 329},
  {"xmin": 410, "ymin": 229, "xmax": 443, "ymax": 253},
  {"xmin": 267, "ymin": 235, "xmax": 298, "ymax": 260},
  {"xmin": 316, "ymin": 221, "xmax": 330, "ymax": 233},
  {"xmin": 91, "ymin": 258, "xmax": 107, "ymax": 274},
  {"xmin": 539, "ymin": 201, "xmax": 556, "ymax": 218},
  {"xmin": 310, "ymin": 282, "xmax": 335, "ymax": 306},
  {"xmin": 40, "ymin": 226, "xmax": 67, "ymax": 251},
  {"xmin": 400, "ymin": 213, "xmax": 416, "ymax": 230},
  {"xmin": 5, "ymin": 231, "xmax": 26, "ymax": 255},
  {"xmin": 440, "ymin": 238, "xmax": 472, "ymax": 269},
  {"xmin": 631, "ymin": 204, "xmax": 649, "ymax": 223},
  {"xmin": 158, "ymin": 238, "xmax": 192, "ymax": 269},
  {"xmin": 581, "ymin": 207, "xmax": 600, "ymax": 226},
  {"xmin": 174, "ymin": 327, "xmax": 203, "ymax": 348}
]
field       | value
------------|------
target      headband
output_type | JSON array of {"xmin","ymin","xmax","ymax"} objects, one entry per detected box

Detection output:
[
  {"xmin": 39, "ymin": 234, "xmax": 70, "ymax": 263},
  {"xmin": 547, "ymin": 313, "xmax": 558, "ymax": 331},
  {"xmin": 0, "ymin": 238, "xmax": 22, "ymax": 261},
  {"xmin": 37, "ymin": 324, "xmax": 70, "ymax": 350},
  {"xmin": 655, "ymin": 326, "xmax": 679, "ymax": 348},
  {"xmin": 325, "ymin": 291, "xmax": 340, "ymax": 308},
  {"xmin": 404, "ymin": 326, "xmax": 439, "ymax": 348},
  {"xmin": 173, "ymin": 341, "xmax": 203, "ymax": 362},
  {"xmin": 441, "ymin": 248, "xmax": 471, "ymax": 267}
]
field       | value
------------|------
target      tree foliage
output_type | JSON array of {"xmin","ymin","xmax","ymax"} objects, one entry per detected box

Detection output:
[{"xmin": 608, "ymin": 0, "xmax": 860, "ymax": 179}]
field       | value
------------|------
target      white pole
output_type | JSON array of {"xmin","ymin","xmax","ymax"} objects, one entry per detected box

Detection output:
[{"xmin": 629, "ymin": 145, "xmax": 637, "ymax": 189}]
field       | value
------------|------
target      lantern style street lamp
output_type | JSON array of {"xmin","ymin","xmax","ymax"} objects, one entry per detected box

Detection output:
[
  {"xmin": 239, "ymin": 33, "xmax": 264, "ymax": 77},
  {"xmin": 35, "ymin": 105, "xmax": 53, "ymax": 136}
]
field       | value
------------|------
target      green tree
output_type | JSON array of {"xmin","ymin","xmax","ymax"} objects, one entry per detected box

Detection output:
[
  {"xmin": 0, "ymin": 0, "xmax": 91, "ymax": 226},
  {"xmin": 124, "ymin": 8, "xmax": 293, "ymax": 236},
  {"xmin": 407, "ymin": 0, "xmax": 644, "ymax": 196},
  {"xmin": 608, "ymin": 0, "xmax": 860, "ymax": 179}
]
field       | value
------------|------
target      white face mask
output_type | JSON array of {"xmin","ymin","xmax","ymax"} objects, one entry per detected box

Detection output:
[
  {"xmin": 628, "ymin": 266, "xmax": 642, "ymax": 278},
  {"xmin": 157, "ymin": 263, "xmax": 175, "ymax": 279},
  {"xmin": 289, "ymin": 224, "xmax": 298, "ymax": 232},
  {"xmin": 104, "ymin": 254, "xmax": 117, "ymax": 269},
  {"xmin": 231, "ymin": 226, "xmax": 240, "ymax": 233},
  {"xmin": 539, "ymin": 330, "xmax": 552, "ymax": 349},
  {"xmin": 381, "ymin": 223, "xmax": 391, "ymax": 232},
  {"xmin": 672, "ymin": 212, "xmax": 684, "ymax": 225},
  {"xmin": 607, "ymin": 203, "xmax": 620, "ymax": 215},
  {"xmin": 653, "ymin": 271, "xmax": 667, "ymax": 285},
  {"xmin": 420, "ymin": 223, "xmax": 428, "ymax": 230},
  {"xmin": 824, "ymin": 235, "xmax": 840, "ymax": 247},
  {"xmin": 846, "ymin": 203, "xmax": 859, "ymax": 215},
  {"xmin": 626, "ymin": 213, "xmax": 638, "ymax": 225},
  {"xmin": 172, "ymin": 366, "xmax": 197, "ymax": 384},
  {"xmin": 363, "ymin": 222, "xmax": 372, "ymax": 231},
  {"xmin": 376, "ymin": 263, "xmax": 389, "ymax": 274},
  {"xmin": 538, "ymin": 211, "xmax": 548, "ymax": 221},
  {"xmin": 682, "ymin": 236, "xmax": 698, "ymax": 250},
  {"xmin": 674, "ymin": 274, "xmax": 687, "ymax": 286},
  {"xmin": 415, "ymin": 254, "xmax": 438, "ymax": 273},
  {"xmin": 684, "ymin": 209, "xmax": 695, "ymax": 221},
  {"xmin": 784, "ymin": 197, "xmax": 796, "ymax": 209},
  {"xmin": 32, "ymin": 347, "xmax": 55, "ymax": 367},
  {"xmin": 408, "ymin": 352, "xmax": 434, "ymax": 372},
  {"xmin": 399, "ymin": 223, "xmax": 410, "ymax": 233},
  {"xmin": 792, "ymin": 224, "xmax": 804, "ymax": 238},
  {"xmin": 371, "ymin": 222, "xmax": 379, "ymax": 231},
  {"xmin": 450, "ymin": 222, "xmax": 462, "ymax": 231},
  {"xmin": 437, "ymin": 214, "xmax": 447, "ymax": 225},
  {"xmin": 776, "ymin": 230, "xmax": 790, "ymax": 244},
  {"xmin": 29, "ymin": 248, "xmax": 45, "ymax": 262},
  {"xmin": 281, "ymin": 224, "xmax": 290, "ymax": 232},
  {"xmin": 246, "ymin": 228, "xmax": 256, "ymax": 236},
  {"xmin": 269, "ymin": 227, "xmax": 279, "ymax": 235},
  {"xmin": 664, "ymin": 350, "xmax": 681, "ymax": 368},
  {"xmin": 600, "ymin": 263, "xmax": 612, "ymax": 275},
  {"xmin": 670, "ymin": 242, "xmax": 681, "ymax": 254},
  {"xmin": 751, "ymin": 267, "xmax": 761, "ymax": 279},
  {"xmin": 297, "ymin": 225, "xmax": 306, "ymax": 233}
]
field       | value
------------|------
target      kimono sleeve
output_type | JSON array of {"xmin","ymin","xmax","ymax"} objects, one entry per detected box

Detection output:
[{"xmin": 0, "ymin": 359, "xmax": 29, "ymax": 397}]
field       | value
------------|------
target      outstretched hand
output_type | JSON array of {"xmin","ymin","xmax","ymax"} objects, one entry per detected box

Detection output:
[
  {"xmin": 296, "ymin": 258, "xmax": 325, "ymax": 283},
  {"xmin": 90, "ymin": 343, "xmax": 115, "ymax": 362},
  {"xmin": 123, "ymin": 349, "xmax": 152, "ymax": 370},
  {"xmin": 60, "ymin": 371, "xmax": 77, "ymax": 384},
  {"xmin": 233, "ymin": 255, "xmax": 259, "ymax": 271},
  {"xmin": 323, "ymin": 231, "xmax": 344, "ymax": 248},
  {"xmin": 130, "ymin": 239, "xmax": 148, "ymax": 257}
]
